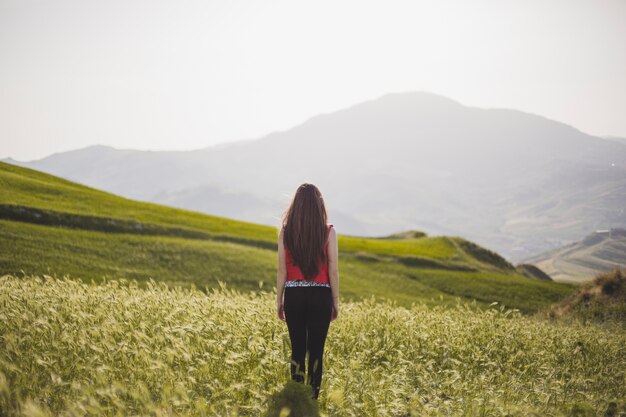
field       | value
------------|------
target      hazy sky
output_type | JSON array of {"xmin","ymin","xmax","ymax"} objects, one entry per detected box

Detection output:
[{"xmin": 1, "ymin": 0, "xmax": 625, "ymax": 161}]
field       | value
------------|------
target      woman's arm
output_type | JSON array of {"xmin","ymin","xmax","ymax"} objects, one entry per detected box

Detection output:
[
  {"xmin": 276, "ymin": 228, "xmax": 287, "ymax": 321},
  {"xmin": 327, "ymin": 227, "xmax": 339, "ymax": 320}
]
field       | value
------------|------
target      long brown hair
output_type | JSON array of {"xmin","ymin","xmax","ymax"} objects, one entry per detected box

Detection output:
[{"xmin": 282, "ymin": 183, "xmax": 329, "ymax": 280}]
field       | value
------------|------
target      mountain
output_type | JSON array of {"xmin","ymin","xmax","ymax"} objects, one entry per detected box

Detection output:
[
  {"xmin": 0, "ymin": 161, "xmax": 573, "ymax": 313},
  {"xmin": 525, "ymin": 228, "xmax": 626, "ymax": 283},
  {"xmin": 605, "ymin": 136, "xmax": 626, "ymax": 146},
  {"xmin": 6, "ymin": 91, "xmax": 626, "ymax": 261}
]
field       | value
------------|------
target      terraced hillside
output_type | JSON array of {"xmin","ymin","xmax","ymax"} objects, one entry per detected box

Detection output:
[
  {"xmin": 526, "ymin": 229, "xmax": 626, "ymax": 283},
  {"xmin": 0, "ymin": 162, "xmax": 572, "ymax": 312}
]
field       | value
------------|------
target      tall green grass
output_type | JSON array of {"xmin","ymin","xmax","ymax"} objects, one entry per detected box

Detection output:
[{"xmin": 1, "ymin": 275, "xmax": 623, "ymax": 417}]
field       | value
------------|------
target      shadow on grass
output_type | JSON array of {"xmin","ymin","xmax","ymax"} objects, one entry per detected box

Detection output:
[{"xmin": 264, "ymin": 381, "xmax": 319, "ymax": 417}]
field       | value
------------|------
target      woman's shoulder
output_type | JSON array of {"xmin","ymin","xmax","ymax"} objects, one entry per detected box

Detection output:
[{"xmin": 326, "ymin": 224, "xmax": 335, "ymax": 240}]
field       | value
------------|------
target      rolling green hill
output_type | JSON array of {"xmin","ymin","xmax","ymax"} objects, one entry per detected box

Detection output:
[{"xmin": 0, "ymin": 162, "xmax": 573, "ymax": 313}]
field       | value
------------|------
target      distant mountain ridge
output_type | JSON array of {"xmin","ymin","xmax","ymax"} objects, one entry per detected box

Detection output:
[{"xmin": 5, "ymin": 91, "xmax": 626, "ymax": 261}]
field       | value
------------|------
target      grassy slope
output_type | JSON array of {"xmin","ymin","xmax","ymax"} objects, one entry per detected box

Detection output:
[{"xmin": 0, "ymin": 162, "xmax": 572, "ymax": 312}]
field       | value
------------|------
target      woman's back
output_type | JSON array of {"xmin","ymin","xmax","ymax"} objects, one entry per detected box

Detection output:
[{"xmin": 284, "ymin": 224, "xmax": 333, "ymax": 285}]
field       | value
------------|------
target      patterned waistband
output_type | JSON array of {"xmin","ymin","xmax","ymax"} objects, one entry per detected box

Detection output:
[{"xmin": 285, "ymin": 280, "xmax": 331, "ymax": 288}]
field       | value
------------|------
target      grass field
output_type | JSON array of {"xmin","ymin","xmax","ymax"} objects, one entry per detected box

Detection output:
[
  {"xmin": 1, "ymin": 275, "xmax": 624, "ymax": 417},
  {"xmin": 0, "ymin": 162, "xmax": 573, "ymax": 313}
]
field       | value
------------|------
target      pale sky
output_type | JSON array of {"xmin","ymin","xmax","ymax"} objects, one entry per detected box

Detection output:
[{"xmin": 1, "ymin": 0, "xmax": 625, "ymax": 161}]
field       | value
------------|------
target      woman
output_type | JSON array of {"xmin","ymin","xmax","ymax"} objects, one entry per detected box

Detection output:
[{"xmin": 276, "ymin": 183, "xmax": 339, "ymax": 400}]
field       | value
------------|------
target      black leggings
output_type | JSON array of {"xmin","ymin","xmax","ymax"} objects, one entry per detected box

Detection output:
[{"xmin": 284, "ymin": 286, "xmax": 332, "ymax": 399}]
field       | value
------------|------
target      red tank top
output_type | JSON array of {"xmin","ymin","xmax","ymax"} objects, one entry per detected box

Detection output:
[{"xmin": 285, "ymin": 224, "xmax": 333, "ymax": 284}]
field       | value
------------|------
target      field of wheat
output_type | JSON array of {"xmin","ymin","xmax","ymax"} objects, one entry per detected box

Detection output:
[{"xmin": 1, "ymin": 275, "xmax": 624, "ymax": 417}]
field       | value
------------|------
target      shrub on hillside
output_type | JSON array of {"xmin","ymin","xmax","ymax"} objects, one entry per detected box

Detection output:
[
  {"xmin": 515, "ymin": 263, "xmax": 553, "ymax": 281},
  {"xmin": 548, "ymin": 268, "xmax": 626, "ymax": 325}
]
